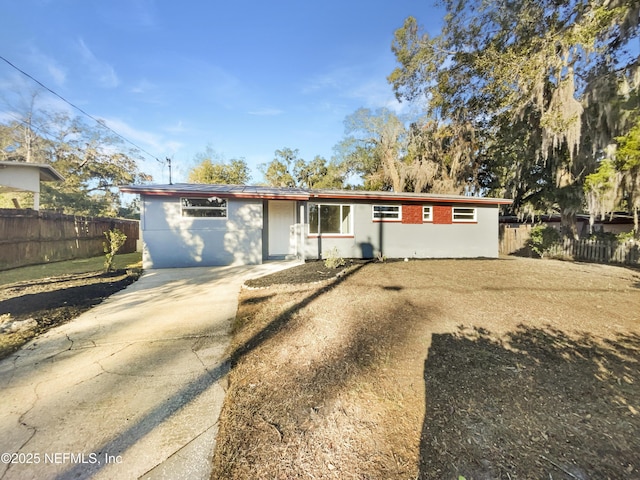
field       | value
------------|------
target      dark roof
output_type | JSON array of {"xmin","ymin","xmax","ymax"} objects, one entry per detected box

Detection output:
[
  {"xmin": 0, "ymin": 161, "xmax": 65, "ymax": 182},
  {"xmin": 500, "ymin": 213, "xmax": 634, "ymax": 224},
  {"xmin": 119, "ymin": 183, "xmax": 310, "ymax": 200},
  {"xmin": 119, "ymin": 183, "xmax": 513, "ymax": 205}
]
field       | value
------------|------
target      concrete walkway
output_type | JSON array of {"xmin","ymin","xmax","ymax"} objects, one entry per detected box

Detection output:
[{"xmin": 0, "ymin": 261, "xmax": 299, "ymax": 480}]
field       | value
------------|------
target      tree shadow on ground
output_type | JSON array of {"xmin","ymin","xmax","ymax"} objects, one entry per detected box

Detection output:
[
  {"xmin": 51, "ymin": 262, "xmax": 369, "ymax": 480},
  {"xmin": 212, "ymin": 265, "xmax": 431, "ymax": 479},
  {"xmin": 419, "ymin": 326, "xmax": 640, "ymax": 480},
  {"xmin": 0, "ymin": 277, "xmax": 135, "ymax": 319}
]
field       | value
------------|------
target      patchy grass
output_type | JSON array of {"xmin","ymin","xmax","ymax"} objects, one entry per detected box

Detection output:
[
  {"xmin": 212, "ymin": 257, "xmax": 640, "ymax": 479},
  {"xmin": 0, "ymin": 252, "xmax": 142, "ymax": 359},
  {"xmin": 0, "ymin": 252, "xmax": 142, "ymax": 287}
]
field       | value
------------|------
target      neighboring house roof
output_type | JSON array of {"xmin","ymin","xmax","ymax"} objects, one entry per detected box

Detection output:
[
  {"xmin": 119, "ymin": 183, "xmax": 513, "ymax": 205},
  {"xmin": 500, "ymin": 213, "xmax": 634, "ymax": 224},
  {"xmin": 0, "ymin": 161, "xmax": 65, "ymax": 184},
  {"xmin": 0, "ymin": 161, "xmax": 65, "ymax": 210}
]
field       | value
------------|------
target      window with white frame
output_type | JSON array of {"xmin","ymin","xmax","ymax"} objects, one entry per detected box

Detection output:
[
  {"xmin": 452, "ymin": 207, "xmax": 476, "ymax": 222},
  {"xmin": 372, "ymin": 205, "xmax": 401, "ymax": 221},
  {"xmin": 309, "ymin": 204, "xmax": 352, "ymax": 235},
  {"xmin": 423, "ymin": 206, "xmax": 432, "ymax": 222},
  {"xmin": 181, "ymin": 197, "xmax": 228, "ymax": 218}
]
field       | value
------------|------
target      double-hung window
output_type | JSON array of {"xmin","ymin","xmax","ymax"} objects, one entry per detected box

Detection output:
[
  {"xmin": 372, "ymin": 205, "xmax": 401, "ymax": 221},
  {"xmin": 309, "ymin": 204, "xmax": 352, "ymax": 235},
  {"xmin": 423, "ymin": 206, "xmax": 432, "ymax": 222},
  {"xmin": 452, "ymin": 207, "xmax": 476, "ymax": 222},
  {"xmin": 181, "ymin": 197, "xmax": 227, "ymax": 218}
]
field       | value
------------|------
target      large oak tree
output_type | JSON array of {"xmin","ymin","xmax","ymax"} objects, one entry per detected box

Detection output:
[
  {"xmin": 389, "ymin": 0, "xmax": 639, "ymax": 236},
  {"xmin": 1, "ymin": 103, "xmax": 151, "ymax": 217}
]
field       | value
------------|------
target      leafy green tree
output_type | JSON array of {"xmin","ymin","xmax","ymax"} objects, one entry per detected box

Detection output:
[
  {"xmin": 260, "ymin": 148, "xmax": 347, "ymax": 189},
  {"xmin": 405, "ymin": 119, "xmax": 484, "ymax": 194},
  {"xmin": 260, "ymin": 147, "xmax": 299, "ymax": 187},
  {"xmin": 389, "ymin": 1, "xmax": 639, "ymax": 235},
  {"xmin": 40, "ymin": 115, "xmax": 151, "ymax": 217},
  {"xmin": 615, "ymin": 120, "xmax": 640, "ymax": 235},
  {"xmin": 527, "ymin": 224, "xmax": 562, "ymax": 258},
  {"xmin": 581, "ymin": 120, "xmax": 640, "ymax": 236},
  {"xmin": 337, "ymin": 108, "xmax": 482, "ymax": 194},
  {"xmin": 0, "ymin": 90, "xmax": 51, "ymax": 164},
  {"xmin": 188, "ymin": 156, "xmax": 250, "ymax": 184},
  {"xmin": 0, "ymin": 102, "xmax": 151, "ymax": 217},
  {"xmin": 295, "ymin": 155, "xmax": 346, "ymax": 189},
  {"xmin": 584, "ymin": 158, "xmax": 619, "ymax": 232},
  {"xmin": 103, "ymin": 228, "xmax": 127, "ymax": 272},
  {"xmin": 337, "ymin": 108, "xmax": 407, "ymax": 192}
]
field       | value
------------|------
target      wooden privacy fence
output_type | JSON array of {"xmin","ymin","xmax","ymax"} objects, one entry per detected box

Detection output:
[
  {"xmin": 499, "ymin": 224, "xmax": 532, "ymax": 255},
  {"xmin": 0, "ymin": 208, "xmax": 139, "ymax": 271},
  {"xmin": 547, "ymin": 238, "xmax": 640, "ymax": 265},
  {"xmin": 499, "ymin": 223, "xmax": 639, "ymax": 265}
]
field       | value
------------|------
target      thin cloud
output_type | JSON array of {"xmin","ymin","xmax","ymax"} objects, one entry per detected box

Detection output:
[
  {"xmin": 129, "ymin": 78, "xmax": 167, "ymax": 105},
  {"xmin": 347, "ymin": 78, "xmax": 407, "ymax": 114},
  {"xmin": 98, "ymin": 0, "xmax": 158, "ymax": 30},
  {"xmin": 303, "ymin": 63, "xmax": 409, "ymax": 115},
  {"xmin": 0, "ymin": 71, "xmax": 73, "ymax": 118},
  {"xmin": 130, "ymin": 79, "xmax": 155, "ymax": 94},
  {"xmin": 248, "ymin": 108, "xmax": 284, "ymax": 116},
  {"xmin": 46, "ymin": 63, "xmax": 67, "ymax": 86},
  {"xmin": 163, "ymin": 120, "xmax": 186, "ymax": 134},
  {"xmin": 26, "ymin": 47, "xmax": 67, "ymax": 86},
  {"xmin": 302, "ymin": 66, "xmax": 356, "ymax": 94},
  {"xmin": 130, "ymin": 0, "xmax": 158, "ymax": 28},
  {"xmin": 99, "ymin": 116, "xmax": 165, "ymax": 152},
  {"xmin": 77, "ymin": 38, "xmax": 119, "ymax": 88}
]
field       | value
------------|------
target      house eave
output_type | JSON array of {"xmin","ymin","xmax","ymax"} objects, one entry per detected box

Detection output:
[
  {"xmin": 119, "ymin": 183, "xmax": 512, "ymax": 206},
  {"xmin": 308, "ymin": 190, "xmax": 513, "ymax": 205},
  {"xmin": 0, "ymin": 161, "xmax": 65, "ymax": 182}
]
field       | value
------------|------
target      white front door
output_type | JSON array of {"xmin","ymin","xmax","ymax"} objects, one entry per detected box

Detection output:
[{"xmin": 268, "ymin": 201, "xmax": 295, "ymax": 256}]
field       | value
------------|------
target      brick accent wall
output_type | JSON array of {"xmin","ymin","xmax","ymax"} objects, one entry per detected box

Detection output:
[
  {"xmin": 433, "ymin": 205, "xmax": 453, "ymax": 224},
  {"xmin": 402, "ymin": 204, "xmax": 423, "ymax": 224}
]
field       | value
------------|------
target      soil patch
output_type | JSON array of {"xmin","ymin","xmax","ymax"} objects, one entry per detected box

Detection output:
[
  {"xmin": 212, "ymin": 257, "xmax": 640, "ymax": 479},
  {"xmin": 0, "ymin": 269, "xmax": 140, "ymax": 359},
  {"xmin": 245, "ymin": 259, "xmax": 369, "ymax": 288}
]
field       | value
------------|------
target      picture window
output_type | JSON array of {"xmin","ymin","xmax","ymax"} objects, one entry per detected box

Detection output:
[
  {"xmin": 452, "ymin": 207, "xmax": 476, "ymax": 222},
  {"xmin": 309, "ymin": 204, "xmax": 352, "ymax": 235},
  {"xmin": 372, "ymin": 205, "xmax": 401, "ymax": 221},
  {"xmin": 181, "ymin": 197, "xmax": 227, "ymax": 218}
]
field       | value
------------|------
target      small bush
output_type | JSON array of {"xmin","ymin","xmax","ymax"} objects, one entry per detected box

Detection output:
[
  {"xmin": 527, "ymin": 225, "xmax": 561, "ymax": 258},
  {"xmin": 587, "ymin": 229, "xmax": 635, "ymax": 244},
  {"xmin": 323, "ymin": 247, "xmax": 346, "ymax": 269},
  {"xmin": 104, "ymin": 228, "xmax": 127, "ymax": 272},
  {"xmin": 616, "ymin": 231, "xmax": 636, "ymax": 243}
]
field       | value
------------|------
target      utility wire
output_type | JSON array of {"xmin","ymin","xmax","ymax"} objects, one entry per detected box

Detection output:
[
  {"xmin": 2, "ymin": 110, "xmax": 50, "ymax": 137},
  {"xmin": 0, "ymin": 54, "xmax": 165, "ymax": 165}
]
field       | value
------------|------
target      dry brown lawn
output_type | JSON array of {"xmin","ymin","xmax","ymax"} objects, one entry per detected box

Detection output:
[{"xmin": 211, "ymin": 257, "xmax": 640, "ymax": 480}]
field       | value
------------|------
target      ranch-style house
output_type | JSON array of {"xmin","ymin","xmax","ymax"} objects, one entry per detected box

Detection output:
[{"xmin": 119, "ymin": 183, "xmax": 512, "ymax": 269}]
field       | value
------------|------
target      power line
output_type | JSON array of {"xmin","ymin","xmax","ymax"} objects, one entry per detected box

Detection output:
[
  {"xmin": 2, "ymin": 110, "xmax": 49, "ymax": 137},
  {"xmin": 0, "ymin": 54, "xmax": 165, "ymax": 165}
]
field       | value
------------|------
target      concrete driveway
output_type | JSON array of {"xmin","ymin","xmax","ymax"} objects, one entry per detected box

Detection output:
[{"xmin": 0, "ymin": 261, "xmax": 298, "ymax": 480}]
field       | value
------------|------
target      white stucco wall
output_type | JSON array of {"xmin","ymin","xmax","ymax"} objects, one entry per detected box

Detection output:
[
  {"xmin": 140, "ymin": 195, "xmax": 263, "ymax": 268},
  {"xmin": 303, "ymin": 202, "xmax": 500, "ymax": 260},
  {"xmin": 140, "ymin": 194, "xmax": 502, "ymax": 268},
  {"xmin": 0, "ymin": 165, "xmax": 41, "ymax": 192}
]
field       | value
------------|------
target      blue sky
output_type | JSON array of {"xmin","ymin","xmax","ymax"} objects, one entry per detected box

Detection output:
[{"xmin": 0, "ymin": 0, "xmax": 444, "ymax": 183}]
